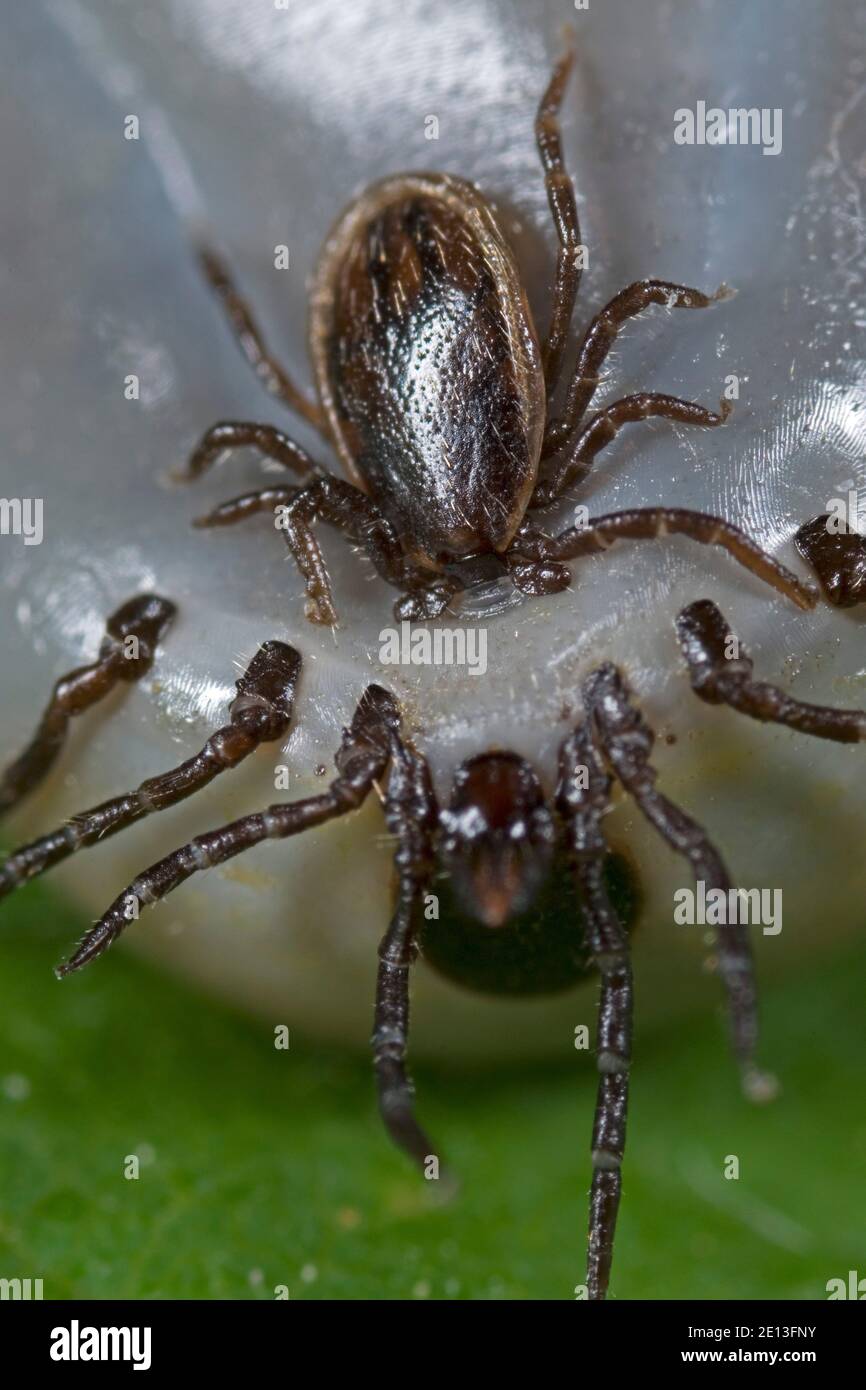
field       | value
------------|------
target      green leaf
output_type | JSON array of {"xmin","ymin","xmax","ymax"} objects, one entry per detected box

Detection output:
[{"xmin": 0, "ymin": 878, "xmax": 863, "ymax": 1300}]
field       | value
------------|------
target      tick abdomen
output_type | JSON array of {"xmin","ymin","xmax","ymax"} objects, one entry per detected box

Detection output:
[{"xmin": 310, "ymin": 173, "xmax": 546, "ymax": 564}]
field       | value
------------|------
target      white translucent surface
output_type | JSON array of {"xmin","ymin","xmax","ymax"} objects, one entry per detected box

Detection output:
[{"xmin": 0, "ymin": 0, "xmax": 864, "ymax": 1058}]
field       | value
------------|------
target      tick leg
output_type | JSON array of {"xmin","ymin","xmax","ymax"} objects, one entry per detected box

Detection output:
[
  {"xmin": 557, "ymin": 721, "xmax": 633, "ymax": 1302},
  {"xmin": 56, "ymin": 684, "xmax": 400, "ymax": 977},
  {"xmin": 179, "ymin": 420, "xmax": 323, "ymax": 483},
  {"xmin": 531, "ymin": 392, "xmax": 731, "ymax": 509},
  {"xmin": 193, "ymin": 472, "xmax": 460, "ymax": 624},
  {"xmin": 0, "ymin": 595, "xmax": 175, "ymax": 818},
  {"xmin": 506, "ymin": 555, "xmax": 573, "ymax": 599},
  {"xmin": 542, "ymin": 279, "xmax": 731, "ymax": 458},
  {"xmin": 193, "ymin": 485, "xmax": 301, "ymax": 527},
  {"xmin": 535, "ymin": 39, "xmax": 582, "ymax": 394},
  {"xmin": 584, "ymin": 663, "xmax": 761, "ymax": 1084},
  {"xmin": 676, "ymin": 600, "xmax": 866, "ymax": 742},
  {"xmin": 372, "ymin": 734, "xmax": 446, "ymax": 1177},
  {"xmin": 0, "ymin": 643, "xmax": 301, "ymax": 901},
  {"xmin": 198, "ymin": 245, "xmax": 328, "ymax": 437},
  {"xmin": 508, "ymin": 508, "xmax": 819, "ymax": 611},
  {"xmin": 180, "ymin": 426, "xmax": 322, "ymax": 527},
  {"xmin": 272, "ymin": 476, "xmax": 461, "ymax": 627}
]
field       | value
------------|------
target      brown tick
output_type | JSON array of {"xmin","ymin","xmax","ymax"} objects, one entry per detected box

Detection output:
[{"xmin": 178, "ymin": 43, "xmax": 817, "ymax": 628}]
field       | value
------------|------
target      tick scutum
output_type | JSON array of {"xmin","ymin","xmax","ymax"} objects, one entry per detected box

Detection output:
[{"xmin": 310, "ymin": 173, "xmax": 546, "ymax": 565}]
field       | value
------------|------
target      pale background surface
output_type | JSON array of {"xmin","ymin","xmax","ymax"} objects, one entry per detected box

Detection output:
[{"xmin": 0, "ymin": 0, "xmax": 863, "ymax": 1056}]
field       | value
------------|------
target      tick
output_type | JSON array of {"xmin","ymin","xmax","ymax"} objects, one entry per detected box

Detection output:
[
  {"xmin": 178, "ymin": 41, "xmax": 810, "ymax": 628},
  {"xmin": 1, "ymin": 585, "xmax": 863, "ymax": 1298}
]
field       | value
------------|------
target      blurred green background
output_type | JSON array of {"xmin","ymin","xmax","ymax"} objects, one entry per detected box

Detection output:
[{"xmin": 1, "ymin": 874, "xmax": 864, "ymax": 1300}]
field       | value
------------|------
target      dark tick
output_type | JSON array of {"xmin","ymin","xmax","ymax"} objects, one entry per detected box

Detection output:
[
  {"xmin": 179, "ymin": 42, "xmax": 816, "ymax": 625},
  {"xmin": 3, "ymin": 594, "xmax": 863, "ymax": 1298}
]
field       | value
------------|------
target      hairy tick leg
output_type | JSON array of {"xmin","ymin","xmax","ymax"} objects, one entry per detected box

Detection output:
[
  {"xmin": 0, "ymin": 594, "xmax": 175, "ymax": 818},
  {"xmin": 535, "ymin": 36, "xmax": 581, "ymax": 394},
  {"xmin": 197, "ymin": 244, "xmax": 328, "ymax": 437},
  {"xmin": 55, "ymin": 685, "xmax": 399, "ymax": 976},
  {"xmin": 193, "ymin": 486, "xmax": 301, "ymax": 528},
  {"xmin": 178, "ymin": 420, "xmax": 323, "ymax": 483},
  {"xmin": 511, "ymin": 508, "xmax": 819, "ymax": 611},
  {"xmin": 677, "ymin": 600, "xmax": 866, "ymax": 742},
  {"xmin": 543, "ymin": 279, "xmax": 732, "ymax": 458},
  {"xmin": 532, "ymin": 393, "xmax": 732, "ymax": 508},
  {"xmin": 557, "ymin": 720, "xmax": 633, "ymax": 1302},
  {"xmin": 0, "ymin": 643, "xmax": 301, "ymax": 900},
  {"xmin": 372, "ymin": 735, "xmax": 453, "ymax": 1187},
  {"xmin": 276, "ymin": 477, "xmax": 458, "ymax": 627},
  {"xmin": 583, "ymin": 663, "xmax": 761, "ymax": 1080}
]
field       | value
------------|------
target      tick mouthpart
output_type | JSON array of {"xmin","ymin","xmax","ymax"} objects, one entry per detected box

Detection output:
[
  {"xmin": 445, "ymin": 551, "xmax": 527, "ymax": 619},
  {"xmin": 440, "ymin": 751, "xmax": 557, "ymax": 928},
  {"xmin": 441, "ymin": 551, "xmax": 510, "ymax": 586},
  {"xmin": 441, "ymin": 834, "xmax": 555, "ymax": 929},
  {"xmin": 463, "ymin": 843, "xmax": 545, "ymax": 928}
]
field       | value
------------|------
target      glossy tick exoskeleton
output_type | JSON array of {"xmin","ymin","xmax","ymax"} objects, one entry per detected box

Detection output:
[
  {"xmin": 4, "ymin": 41, "xmax": 865, "ymax": 1301},
  {"xmin": 179, "ymin": 43, "xmax": 816, "ymax": 626}
]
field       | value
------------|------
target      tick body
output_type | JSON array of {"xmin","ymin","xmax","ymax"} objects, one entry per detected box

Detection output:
[{"xmin": 310, "ymin": 173, "xmax": 544, "ymax": 565}]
